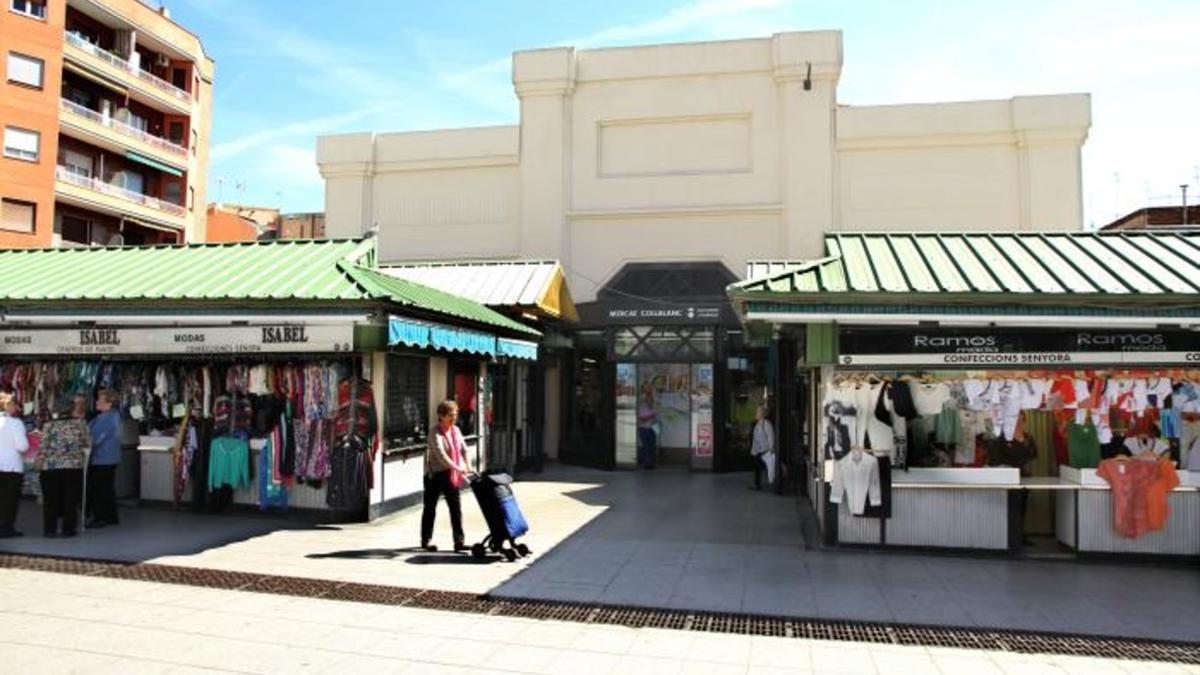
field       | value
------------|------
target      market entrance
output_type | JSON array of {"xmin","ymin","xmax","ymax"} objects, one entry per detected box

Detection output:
[{"xmin": 566, "ymin": 261, "xmax": 764, "ymax": 472}]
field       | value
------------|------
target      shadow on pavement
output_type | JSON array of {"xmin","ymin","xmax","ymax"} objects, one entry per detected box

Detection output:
[
  {"xmin": 405, "ymin": 554, "xmax": 503, "ymax": 565},
  {"xmin": 306, "ymin": 547, "xmax": 426, "ymax": 560}
]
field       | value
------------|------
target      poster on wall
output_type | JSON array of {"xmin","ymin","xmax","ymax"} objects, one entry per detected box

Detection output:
[
  {"xmin": 691, "ymin": 364, "xmax": 714, "ymax": 457},
  {"xmin": 638, "ymin": 363, "xmax": 691, "ymax": 448},
  {"xmin": 615, "ymin": 363, "xmax": 638, "ymax": 466}
]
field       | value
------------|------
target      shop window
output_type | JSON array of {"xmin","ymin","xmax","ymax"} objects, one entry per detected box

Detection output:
[
  {"xmin": 3, "ymin": 126, "xmax": 39, "ymax": 161},
  {"xmin": 384, "ymin": 354, "xmax": 429, "ymax": 448},
  {"xmin": 447, "ymin": 360, "xmax": 479, "ymax": 438},
  {"xmin": 6, "ymin": 52, "xmax": 44, "ymax": 88},
  {"xmin": 612, "ymin": 326, "xmax": 714, "ymax": 361},
  {"xmin": 10, "ymin": 0, "xmax": 46, "ymax": 20},
  {"xmin": 0, "ymin": 198, "xmax": 35, "ymax": 233}
]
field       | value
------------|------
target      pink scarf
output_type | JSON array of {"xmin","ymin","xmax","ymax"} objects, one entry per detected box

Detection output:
[{"xmin": 441, "ymin": 426, "xmax": 464, "ymax": 487}]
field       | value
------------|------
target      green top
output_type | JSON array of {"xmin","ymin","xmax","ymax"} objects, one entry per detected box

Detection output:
[{"xmin": 1067, "ymin": 420, "xmax": 1101, "ymax": 469}]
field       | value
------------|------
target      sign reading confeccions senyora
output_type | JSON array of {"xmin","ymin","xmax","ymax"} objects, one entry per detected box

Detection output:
[{"xmin": 0, "ymin": 324, "xmax": 355, "ymax": 356}]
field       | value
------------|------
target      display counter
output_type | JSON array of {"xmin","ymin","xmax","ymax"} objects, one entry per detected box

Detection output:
[
  {"xmin": 1057, "ymin": 466, "xmax": 1200, "ymax": 556},
  {"xmin": 827, "ymin": 465, "xmax": 1019, "ymax": 550}
]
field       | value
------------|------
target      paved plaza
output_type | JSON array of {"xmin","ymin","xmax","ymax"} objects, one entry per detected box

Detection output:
[
  {"xmin": 2, "ymin": 568, "xmax": 1194, "ymax": 675},
  {"xmin": 1, "ymin": 465, "xmax": 1198, "ymax": 646}
]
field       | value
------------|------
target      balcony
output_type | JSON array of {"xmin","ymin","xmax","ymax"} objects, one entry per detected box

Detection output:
[
  {"xmin": 63, "ymin": 31, "xmax": 193, "ymax": 113},
  {"xmin": 55, "ymin": 165, "xmax": 186, "ymax": 228},
  {"xmin": 59, "ymin": 99, "xmax": 188, "ymax": 168}
]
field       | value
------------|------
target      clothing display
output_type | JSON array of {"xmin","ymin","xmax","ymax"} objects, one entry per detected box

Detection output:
[
  {"xmin": 1, "ymin": 358, "xmax": 367, "ymax": 516},
  {"xmin": 829, "ymin": 449, "xmax": 882, "ymax": 516},
  {"xmin": 1096, "ymin": 456, "xmax": 1179, "ymax": 539},
  {"xmin": 1067, "ymin": 421, "xmax": 1101, "ymax": 469},
  {"xmin": 208, "ymin": 436, "xmax": 250, "ymax": 491}
]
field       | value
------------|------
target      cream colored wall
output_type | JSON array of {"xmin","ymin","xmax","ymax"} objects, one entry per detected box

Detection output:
[
  {"xmin": 317, "ymin": 31, "xmax": 1090, "ymax": 278},
  {"xmin": 836, "ymin": 95, "xmax": 1090, "ymax": 232}
]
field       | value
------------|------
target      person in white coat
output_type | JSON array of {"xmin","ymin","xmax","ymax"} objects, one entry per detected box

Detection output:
[
  {"xmin": 750, "ymin": 405, "xmax": 775, "ymax": 490},
  {"xmin": 0, "ymin": 393, "xmax": 31, "ymax": 538}
]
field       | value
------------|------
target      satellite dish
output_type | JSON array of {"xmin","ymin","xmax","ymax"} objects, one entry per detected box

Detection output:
[{"xmin": 107, "ymin": 233, "xmax": 125, "ymax": 246}]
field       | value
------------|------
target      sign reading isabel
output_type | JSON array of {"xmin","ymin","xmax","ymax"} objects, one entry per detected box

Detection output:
[
  {"xmin": 0, "ymin": 324, "xmax": 354, "ymax": 356},
  {"xmin": 838, "ymin": 328, "xmax": 1200, "ymax": 366}
]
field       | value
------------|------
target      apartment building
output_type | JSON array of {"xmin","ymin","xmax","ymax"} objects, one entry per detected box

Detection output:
[{"xmin": 1, "ymin": 0, "xmax": 212, "ymax": 247}]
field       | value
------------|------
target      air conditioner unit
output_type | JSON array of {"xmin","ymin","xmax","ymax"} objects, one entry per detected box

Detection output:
[{"xmin": 155, "ymin": 53, "xmax": 170, "ymax": 69}]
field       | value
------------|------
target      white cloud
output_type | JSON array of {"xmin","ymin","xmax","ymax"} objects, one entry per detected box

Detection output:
[{"xmin": 211, "ymin": 106, "xmax": 387, "ymax": 161}]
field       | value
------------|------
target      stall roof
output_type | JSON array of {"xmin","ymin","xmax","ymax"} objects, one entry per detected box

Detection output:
[
  {"xmin": 735, "ymin": 231, "xmax": 1200, "ymax": 301},
  {"xmin": 379, "ymin": 260, "xmax": 579, "ymax": 322},
  {"xmin": 0, "ymin": 238, "xmax": 538, "ymax": 336},
  {"xmin": 343, "ymin": 265, "xmax": 539, "ymax": 336}
]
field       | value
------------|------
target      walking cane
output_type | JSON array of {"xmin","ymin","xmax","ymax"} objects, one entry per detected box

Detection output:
[{"xmin": 80, "ymin": 446, "xmax": 91, "ymax": 534}]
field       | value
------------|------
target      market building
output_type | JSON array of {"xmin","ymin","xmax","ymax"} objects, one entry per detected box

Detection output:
[
  {"xmin": 317, "ymin": 31, "xmax": 1092, "ymax": 473},
  {"xmin": 0, "ymin": 238, "xmax": 540, "ymax": 522},
  {"xmin": 730, "ymin": 231, "xmax": 1200, "ymax": 556}
]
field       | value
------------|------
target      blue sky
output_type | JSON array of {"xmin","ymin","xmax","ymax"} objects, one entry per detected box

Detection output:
[{"xmin": 171, "ymin": 0, "xmax": 1200, "ymax": 228}]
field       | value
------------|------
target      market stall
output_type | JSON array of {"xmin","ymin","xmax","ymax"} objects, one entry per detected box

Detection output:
[
  {"xmin": 730, "ymin": 231, "xmax": 1200, "ymax": 556},
  {"xmin": 0, "ymin": 238, "xmax": 542, "ymax": 523}
]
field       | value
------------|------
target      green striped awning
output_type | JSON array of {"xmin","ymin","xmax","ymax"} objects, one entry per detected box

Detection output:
[
  {"xmin": 0, "ymin": 238, "xmax": 540, "ymax": 338},
  {"xmin": 735, "ymin": 232, "xmax": 1200, "ymax": 304},
  {"xmin": 125, "ymin": 151, "xmax": 184, "ymax": 177}
]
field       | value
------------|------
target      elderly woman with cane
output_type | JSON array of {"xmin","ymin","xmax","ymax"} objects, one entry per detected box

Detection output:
[{"xmin": 37, "ymin": 399, "xmax": 90, "ymax": 538}]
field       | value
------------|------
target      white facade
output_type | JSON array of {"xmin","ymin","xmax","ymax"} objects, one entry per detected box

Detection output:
[{"xmin": 318, "ymin": 31, "xmax": 1090, "ymax": 303}]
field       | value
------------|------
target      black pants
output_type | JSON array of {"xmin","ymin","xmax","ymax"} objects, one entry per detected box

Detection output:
[
  {"xmin": 40, "ymin": 469, "xmax": 83, "ymax": 536},
  {"xmin": 753, "ymin": 454, "xmax": 767, "ymax": 489},
  {"xmin": 421, "ymin": 470, "xmax": 464, "ymax": 546},
  {"xmin": 0, "ymin": 471, "xmax": 23, "ymax": 535},
  {"xmin": 86, "ymin": 464, "xmax": 119, "ymax": 525}
]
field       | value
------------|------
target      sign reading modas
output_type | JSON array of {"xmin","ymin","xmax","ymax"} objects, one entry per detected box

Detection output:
[{"xmin": 0, "ymin": 324, "xmax": 354, "ymax": 356}]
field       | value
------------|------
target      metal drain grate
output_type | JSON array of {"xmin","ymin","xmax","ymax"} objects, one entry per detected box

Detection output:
[{"xmin": 3, "ymin": 554, "xmax": 1196, "ymax": 665}]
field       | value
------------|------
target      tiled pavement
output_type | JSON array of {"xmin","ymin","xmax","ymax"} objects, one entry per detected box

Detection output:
[
  {"xmin": 1, "ymin": 568, "xmax": 1194, "ymax": 674},
  {"xmin": 2, "ymin": 464, "xmax": 1198, "ymax": 643}
]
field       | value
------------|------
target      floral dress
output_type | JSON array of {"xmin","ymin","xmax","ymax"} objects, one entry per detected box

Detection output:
[{"xmin": 35, "ymin": 419, "xmax": 90, "ymax": 471}]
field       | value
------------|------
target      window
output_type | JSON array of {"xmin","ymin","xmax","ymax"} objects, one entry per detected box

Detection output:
[
  {"xmin": 384, "ymin": 355, "xmax": 429, "ymax": 448},
  {"xmin": 62, "ymin": 149, "xmax": 92, "ymax": 178},
  {"xmin": 109, "ymin": 170, "xmax": 144, "ymax": 194},
  {"xmin": 60, "ymin": 214, "xmax": 88, "ymax": 244},
  {"xmin": 10, "ymin": 0, "xmax": 46, "ymax": 19},
  {"xmin": 164, "ymin": 179, "xmax": 181, "ymax": 205},
  {"xmin": 3, "ymin": 126, "xmax": 39, "ymax": 161},
  {"xmin": 6, "ymin": 52, "xmax": 43, "ymax": 88},
  {"xmin": 1, "ymin": 198, "xmax": 35, "ymax": 233},
  {"xmin": 167, "ymin": 121, "xmax": 184, "ymax": 145}
]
